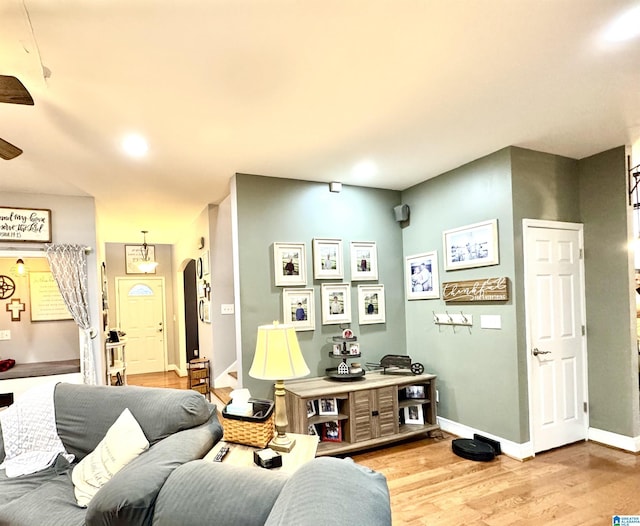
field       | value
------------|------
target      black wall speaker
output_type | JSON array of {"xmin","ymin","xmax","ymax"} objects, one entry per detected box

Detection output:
[{"xmin": 394, "ymin": 204, "xmax": 410, "ymax": 222}]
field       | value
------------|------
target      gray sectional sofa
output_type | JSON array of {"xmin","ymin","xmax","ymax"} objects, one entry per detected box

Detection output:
[{"xmin": 0, "ymin": 382, "xmax": 392, "ymax": 526}]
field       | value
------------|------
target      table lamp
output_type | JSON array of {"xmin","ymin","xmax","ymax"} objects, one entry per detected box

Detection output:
[{"xmin": 249, "ymin": 321, "xmax": 310, "ymax": 452}]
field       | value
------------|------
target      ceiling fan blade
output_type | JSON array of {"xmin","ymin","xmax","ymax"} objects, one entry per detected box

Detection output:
[
  {"xmin": 0, "ymin": 75, "xmax": 34, "ymax": 105},
  {"xmin": 0, "ymin": 137, "xmax": 23, "ymax": 160}
]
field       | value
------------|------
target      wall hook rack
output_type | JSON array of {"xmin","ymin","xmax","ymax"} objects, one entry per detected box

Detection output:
[{"xmin": 433, "ymin": 311, "xmax": 473, "ymax": 327}]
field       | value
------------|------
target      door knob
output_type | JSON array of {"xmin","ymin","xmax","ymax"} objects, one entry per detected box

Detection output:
[{"xmin": 532, "ymin": 348, "xmax": 551, "ymax": 356}]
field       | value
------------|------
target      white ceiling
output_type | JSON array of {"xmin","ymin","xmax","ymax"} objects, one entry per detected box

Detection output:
[{"xmin": 1, "ymin": 0, "xmax": 640, "ymax": 244}]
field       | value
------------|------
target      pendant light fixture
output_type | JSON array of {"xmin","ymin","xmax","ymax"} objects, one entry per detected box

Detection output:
[{"xmin": 137, "ymin": 230, "xmax": 158, "ymax": 273}]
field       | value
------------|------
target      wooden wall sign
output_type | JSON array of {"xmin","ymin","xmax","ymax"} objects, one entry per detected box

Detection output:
[
  {"xmin": 0, "ymin": 207, "xmax": 52, "ymax": 242},
  {"xmin": 442, "ymin": 277, "xmax": 509, "ymax": 302}
]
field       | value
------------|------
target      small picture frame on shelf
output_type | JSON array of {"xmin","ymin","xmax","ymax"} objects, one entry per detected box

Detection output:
[
  {"xmin": 403, "ymin": 405, "xmax": 424, "ymax": 425},
  {"xmin": 306, "ymin": 400, "xmax": 317, "ymax": 417},
  {"xmin": 308, "ymin": 424, "xmax": 319, "ymax": 436},
  {"xmin": 318, "ymin": 397, "xmax": 338, "ymax": 416},
  {"xmin": 321, "ymin": 421, "xmax": 342, "ymax": 442},
  {"xmin": 332, "ymin": 343, "xmax": 343, "ymax": 356},
  {"xmin": 405, "ymin": 385, "xmax": 425, "ymax": 399},
  {"xmin": 348, "ymin": 343, "xmax": 360, "ymax": 355}
]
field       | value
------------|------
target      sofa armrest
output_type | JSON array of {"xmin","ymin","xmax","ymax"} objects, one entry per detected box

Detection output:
[
  {"xmin": 265, "ymin": 457, "xmax": 392, "ymax": 526},
  {"xmin": 152, "ymin": 460, "xmax": 288, "ymax": 526},
  {"xmin": 85, "ymin": 414, "xmax": 223, "ymax": 526}
]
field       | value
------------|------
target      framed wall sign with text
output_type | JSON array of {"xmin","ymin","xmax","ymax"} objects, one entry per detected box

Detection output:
[{"xmin": 0, "ymin": 207, "xmax": 52, "ymax": 243}]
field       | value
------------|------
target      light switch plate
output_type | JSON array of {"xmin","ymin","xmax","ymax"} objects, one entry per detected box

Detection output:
[
  {"xmin": 480, "ymin": 315, "xmax": 502, "ymax": 329},
  {"xmin": 221, "ymin": 304, "xmax": 234, "ymax": 315},
  {"xmin": 0, "ymin": 330, "xmax": 11, "ymax": 340}
]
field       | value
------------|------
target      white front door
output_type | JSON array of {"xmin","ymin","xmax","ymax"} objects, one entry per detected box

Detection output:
[
  {"xmin": 116, "ymin": 277, "xmax": 166, "ymax": 375},
  {"xmin": 524, "ymin": 219, "xmax": 588, "ymax": 453}
]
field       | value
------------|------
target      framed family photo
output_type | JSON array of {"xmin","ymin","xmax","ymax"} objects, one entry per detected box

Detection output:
[
  {"xmin": 357, "ymin": 284, "xmax": 385, "ymax": 325},
  {"xmin": 318, "ymin": 397, "xmax": 338, "ymax": 416},
  {"xmin": 273, "ymin": 242, "xmax": 306, "ymax": 286},
  {"xmin": 321, "ymin": 283, "xmax": 351, "ymax": 325},
  {"xmin": 443, "ymin": 219, "xmax": 499, "ymax": 271},
  {"xmin": 313, "ymin": 238, "xmax": 343, "ymax": 279},
  {"xmin": 350, "ymin": 241, "xmax": 378, "ymax": 281},
  {"xmin": 405, "ymin": 251, "xmax": 439, "ymax": 300},
  {"xmin": 403, "ymin": 405, "xmax": 424, "ymax": 425},
  {"xmin": 282, "ymin": 288, "xmax": 315, "ymax": 331}
]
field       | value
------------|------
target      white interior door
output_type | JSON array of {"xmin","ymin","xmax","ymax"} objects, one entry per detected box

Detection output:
[
  {"xmin": 524, "ymin": 220, "xmax": 588, "ymax": 453},
  {"xmin": 116, "ymin": 277, "xmax": 166, "ymax": 375}
]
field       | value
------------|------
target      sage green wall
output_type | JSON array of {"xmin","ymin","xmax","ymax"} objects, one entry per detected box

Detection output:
[
  {"xmin": 235, "ymin": 173, "xmax": 404, "ymax": 400},
  {"xmin": 578, "ymin": 146, "xmax": 640, "ymax": 437},
  {"xmin": 400, "ymin": 148, "xmax": 523, "ymax": 442},
  {"xmin": 510, "ymin": 147, "xmax": 580, "ymax": 440}
]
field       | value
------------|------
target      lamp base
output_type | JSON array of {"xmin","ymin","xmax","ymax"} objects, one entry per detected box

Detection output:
[{"xmin": 269, "ymin": 433, "xmax": 296, "ymax": 453}]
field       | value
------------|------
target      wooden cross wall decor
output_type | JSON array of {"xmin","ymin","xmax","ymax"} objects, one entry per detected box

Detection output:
[{"xmin": 6, "ymin": 298, "xmax": 25, "ymax": 321}]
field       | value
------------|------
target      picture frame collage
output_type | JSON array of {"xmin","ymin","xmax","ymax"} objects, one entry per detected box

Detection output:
[
  {"xmin": 274, "ymin": 239, "xmax": 385, "ymax": 330},
  {"xmin": 405, "ymin": 219, "xmax": 500, "ymax": 301}
]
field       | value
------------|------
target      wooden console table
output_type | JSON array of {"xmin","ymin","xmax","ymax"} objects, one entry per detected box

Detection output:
[{"xmin": 285, "ymin": 372, "xmax": 439, "ymax": 456}]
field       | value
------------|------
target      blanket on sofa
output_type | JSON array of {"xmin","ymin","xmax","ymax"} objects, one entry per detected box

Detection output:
[{"xmin": 0, "ymin": 382, "xmax": 74, "ymax": 477}]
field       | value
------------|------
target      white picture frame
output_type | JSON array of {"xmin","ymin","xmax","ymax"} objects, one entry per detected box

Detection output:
[
  {"xmin": 313, "ymin": 238, "xmax": 344, "ymax": 279},
  {"xmin": 350, "ymin": 241, "xmax": 378, "ymax": 281},
  {"xmin": 318, "ymin": 397, "xmax": 339, "ymax": 416},
  {"xmin": 357, "ymin": 284, "xmax": 386, "ymax": 325},
  {"xmin": 403, "ymin": 405, "xmax": 424, "ymax": 425},
  {"xmin": 321, "ymin": 283, "xmax": 351, "ymax": 325},
  {"xmin": 306, "ymin": 400, "xmax": 317, "ymax": 417},
  {"xmin": 282, "ymin": 288, "xmax": 315, "ymax": 332},
  {"xmin": 443, "ymin": 219, "xmax": 499, "ymax": 271},
  {"xmin": 273, "ymin": 242, "xmax": 306, "ymax": 286},
  {"xmin": 405, "ymin": 251, "xmax": 439, "ymax": 300}
]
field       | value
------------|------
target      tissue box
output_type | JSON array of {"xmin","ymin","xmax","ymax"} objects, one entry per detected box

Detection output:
[
  {"xmin": 254, "ymin": 448, "xmax": 282, "ymax": 469},
  {"xmin": 221, "ymin": 398, "xmax": 275, "ymax": 448}
]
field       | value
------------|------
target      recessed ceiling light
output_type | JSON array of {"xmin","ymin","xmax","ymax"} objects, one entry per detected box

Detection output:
[
  {"xmin": 121, "ymin": 133, "xmax": 148, "ymax": 158},
  {"xmin": 602, "ymin": 6, "xmax": 640, "ymax": 42}
]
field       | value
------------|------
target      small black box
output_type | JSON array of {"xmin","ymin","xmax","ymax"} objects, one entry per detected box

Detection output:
[{"xmin": 253, "ymin": 448, "xmax": 282, "ymax": 469}]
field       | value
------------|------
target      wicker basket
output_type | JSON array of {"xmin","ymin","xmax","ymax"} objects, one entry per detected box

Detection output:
[{"xmin": 221, "ymin": 399, "xmax": 275, "ymax": 448}]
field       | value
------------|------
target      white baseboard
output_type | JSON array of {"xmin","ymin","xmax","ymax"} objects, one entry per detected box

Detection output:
[
  {"xmin": 588, "ymin": 427, "xmax": 640, "ymax": 452},
  {"xmin": 437, "ymin": 417, "xmax": 534, "ymax": 461}
]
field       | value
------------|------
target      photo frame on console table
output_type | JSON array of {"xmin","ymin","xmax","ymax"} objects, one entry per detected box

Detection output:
[
  {"xmin": 443, "ymin": 219, "xmax": 499, "ymax": 271},
  {"xmin": 0, "ymin": 207, "xmax": 51, "ymax": 243},
  {"xmin": 273, "ymin": 242, "xmax": 306, "ymax": 286}
]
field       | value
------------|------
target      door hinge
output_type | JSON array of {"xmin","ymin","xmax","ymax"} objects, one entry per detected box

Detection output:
[
  {"xmin": 582, "ymin": 325, "xmax": 586, "ymax": 336},
  {"xmin": 583, "ymin": 401, "xmax": 588, "ymax": 413},
  {"xmin": 579, "ymin": 248, "xmax": 584, "ymax": 260}
]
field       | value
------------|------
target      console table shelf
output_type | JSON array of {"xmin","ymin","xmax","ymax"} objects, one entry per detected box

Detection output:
[{"xmin": 285, "ymin": 372, "xmax": 438, "ymax": 456}]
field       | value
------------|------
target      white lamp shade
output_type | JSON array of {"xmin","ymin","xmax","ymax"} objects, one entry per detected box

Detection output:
[{"xmin": 249, "ymin": 322, "xmax": 310, "ymax": 380}]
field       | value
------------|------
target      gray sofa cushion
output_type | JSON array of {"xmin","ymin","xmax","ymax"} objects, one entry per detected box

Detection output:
[
  {"xmin": 152, "ymin": 460, "xmax": 288, "ymax": 526},
  {"xmin": 54, "ymin": 383, "xmax": 214, "ymax": 460},
  {"xmin": 0, "ymin": 456, "xmax": 84, "ymax": 526},
  {"xmin": 265, "ymin": 457, "xmax": 392, "ymax": 526},
  {"xmin": 85, "ymin": 417, "xmax": 222, "ymax": 526}
]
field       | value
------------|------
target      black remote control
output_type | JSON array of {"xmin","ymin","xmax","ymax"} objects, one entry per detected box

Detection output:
[{"xmin": 213, "ymin": 446, "xmax": 229, "ymax": 462}]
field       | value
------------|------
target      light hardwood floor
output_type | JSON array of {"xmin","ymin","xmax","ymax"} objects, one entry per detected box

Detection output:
[{"xmin": 129, "ymin": 371, "xmax": 640, "ymax": 525}]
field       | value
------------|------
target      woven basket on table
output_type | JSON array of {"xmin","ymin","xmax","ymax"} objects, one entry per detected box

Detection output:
[{"xmin": 221, "ymin": 399, "xmax": 275, "ymax": 448}]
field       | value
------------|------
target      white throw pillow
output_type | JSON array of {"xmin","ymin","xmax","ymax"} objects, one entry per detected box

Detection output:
[{"xmin": 72, "ymin": 407, "xmax": 149, "ymax": 507}]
